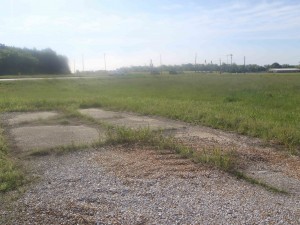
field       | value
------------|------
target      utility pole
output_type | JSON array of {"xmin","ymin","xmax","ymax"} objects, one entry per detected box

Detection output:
[
  {"xmin": 244, "ymin": 56, "xmax": 246, "ymax": 74},
  {"xmin": 226, "ymin": 54, "xmax": 233, "ymax": 65},
  {"xmin": 104, "ymin": 53, "xmax": 107, "ymax": 72},
  {"xmin": 195, "ymin": 53, "xmax": 197, "ymax": 73},
  {"xmin": 150, "ymin": 59, "xmax": 153, "ymax": 74},
  {"xmin": 82, "ymin": 54, "xmax": 84, "ymax": 72},
  {"xmin": 74, "ymin": 59, "xmax": 76, "ymax": 74},
  {"xmin": 160, "ymin": 54, "xmax": 162, "ymax": 75},
  {"xmin": 219, "ymin": 58, "xmax": 222, "ymax": 74}
]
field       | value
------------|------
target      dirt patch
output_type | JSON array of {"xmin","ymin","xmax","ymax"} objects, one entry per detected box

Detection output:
[
  {"xmin": 79, "ymin": 108, "xmax": 121, "ymax": 119},
  {"xmin": 105, "ymin": 115, "xmax": 185, "ymax": 130},
  {"xmin": 175, "ymin": 127, "xmax": 234, "ymax": 143},
  {"xmin": 10, "ymin": 125, "xmax": 104, "ymax": 151},
  {"xmin": 95, "ymin": 145, "xmax": 206, "ymax": 180}
]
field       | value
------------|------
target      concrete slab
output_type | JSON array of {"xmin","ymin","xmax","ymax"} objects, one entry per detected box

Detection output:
[
  {"xmin": 105, "ymin": 115, "xmax": 185, "ymax": 130},
  {"xmin": 175, "ymin": 129, "xmax": 232, "ymax": 143},
  {"xmin": 11, "ymin": 125, "xmax": 104, "ymax": 151},
  {"xmin": 7, "ymin": 112, "xmax": 59, "ymax": 125},
  {"xmin": 249, "ymin": 170, "xmax": 300, "ymax": 195},
  {"xmin": 79, "ymin": 108, "xmax": 186, "ymax": 130},
  {"xmin": 79, "ymin": 108, "xmax": 121, "ymax": 119}
]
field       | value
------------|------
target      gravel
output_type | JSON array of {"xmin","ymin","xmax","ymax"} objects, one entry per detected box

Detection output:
[{"xmin": 1, "ymin": 146, "xmax": 299, "ymax": 224}]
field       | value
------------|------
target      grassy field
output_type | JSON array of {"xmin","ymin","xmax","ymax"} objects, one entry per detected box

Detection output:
[
  {"xmin": 1, "ymin": 73, "xmax": 299, "ymax": 148},
  {"xmin": 1, "ymin": 73, "xmax": 300, "ymax": 191}
]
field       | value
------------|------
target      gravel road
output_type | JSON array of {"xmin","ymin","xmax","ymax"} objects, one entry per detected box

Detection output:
[{"xmin": 1, "ymin": 145, "xmax": 299, "ymax": 224}]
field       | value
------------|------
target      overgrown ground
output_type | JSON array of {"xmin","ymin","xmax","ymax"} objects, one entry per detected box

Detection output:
[
  {"xmin": 1, "ymin": 73, "xmax": 299, "ymax": 148},
  {"xmin": 0, "ymin": 73, "xmax": 300, "ymax": 192}
]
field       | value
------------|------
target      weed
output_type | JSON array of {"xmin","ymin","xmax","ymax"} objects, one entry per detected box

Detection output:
[
  {"xmin": 105, "ymin": 126, "xmax": 157, "ymax": 145},
  {"xmin": 0, "ymin": 127, "xmax": 24, "ymax": 192},
  {"xmin": 192, "ymin": 148, "xmax": 236, "ymax": 172}
]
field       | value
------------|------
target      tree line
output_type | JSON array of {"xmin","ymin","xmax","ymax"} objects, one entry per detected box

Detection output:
[
  {"xmin": 118, "ymin": 62, "xmax": 299, "ymax": 74},
  {"xmin": 0, "ymin": 44, "xmax": 70, "ymax": 75}
]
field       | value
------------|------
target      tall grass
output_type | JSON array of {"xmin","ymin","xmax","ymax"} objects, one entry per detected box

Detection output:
[{"xmin": 0, "ymin": 127, "xmax": 24, "ymax": 192}]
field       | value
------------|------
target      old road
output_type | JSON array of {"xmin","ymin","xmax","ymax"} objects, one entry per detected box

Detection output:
[{"xmin": 1, "ymin": 108, "xmax": 299, "ymax": 224}]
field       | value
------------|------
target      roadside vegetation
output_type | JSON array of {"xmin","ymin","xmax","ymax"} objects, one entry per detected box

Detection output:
[{"xmin": 0, "ymin": 127, "xmax": 24, "ymax": 192}]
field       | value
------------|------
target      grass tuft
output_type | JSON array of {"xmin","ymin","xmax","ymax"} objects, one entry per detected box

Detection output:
[
  {"xmin": 0, "ymin": 127, "xmax": 24, "ymax": 192},
  {"xmin": 192, "ymin": 148, "xmax": 236, "ymax": 172}
]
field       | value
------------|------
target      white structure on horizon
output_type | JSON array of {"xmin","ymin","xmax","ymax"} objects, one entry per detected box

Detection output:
[{"xmin": 269, "ymin": 68, "xmax": 300, "ymax": 73}]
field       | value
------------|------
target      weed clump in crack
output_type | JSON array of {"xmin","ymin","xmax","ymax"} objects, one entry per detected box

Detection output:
[{"xmin": 192, "ymin": 148, "xmax": 237, "ymax": 172}]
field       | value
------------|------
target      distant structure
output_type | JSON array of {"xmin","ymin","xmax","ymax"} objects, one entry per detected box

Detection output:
[
  {"xmin": 150, "ymin": 59, "xmax": 153, "ymax": 69},
  {"xmin": 149, "ymin": 59, "xmax": 159, "ymax": 74},
  {"xmin": 269, "ymin": 68, "xmax": 300, "ymax": 73}
]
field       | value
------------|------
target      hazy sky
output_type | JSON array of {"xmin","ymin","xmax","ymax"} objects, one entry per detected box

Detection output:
[{"xmin": 1, "ymin": 0, "xmax": 300, "ymax": 71}]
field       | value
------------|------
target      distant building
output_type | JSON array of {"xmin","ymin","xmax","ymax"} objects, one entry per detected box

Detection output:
[{"xmin": 269, "ymin": 68, "xmax": 300, "ymax": 73}]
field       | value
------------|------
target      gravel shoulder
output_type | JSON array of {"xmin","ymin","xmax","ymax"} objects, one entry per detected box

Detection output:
[{"xmin": 1, "ymin": 145, "xmax": 299, "ymax": 224}]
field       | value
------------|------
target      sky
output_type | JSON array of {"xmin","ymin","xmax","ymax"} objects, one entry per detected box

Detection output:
[{"xmin": 1, "ymin": 0, "xmax": 300, "ymax": 72}]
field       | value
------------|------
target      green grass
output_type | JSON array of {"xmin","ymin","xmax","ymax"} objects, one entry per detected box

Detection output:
[
  {"xmin": 1, "ymin": 73, "xmax": 299, "ymax": 192},
  {"xmin": 1, "ymin": 73, "xmax": 299, "ymax": 151},
  {"xmin": 192, "ymin": 148, "xmax": 236, "ymax": 172},
  {"xmin": 0, "ymin": 127, "xmax": 24, "ymax": 192}
]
